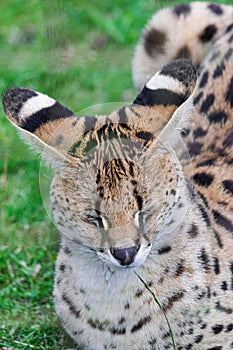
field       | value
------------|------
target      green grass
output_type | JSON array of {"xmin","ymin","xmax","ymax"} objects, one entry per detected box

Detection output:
[{"xmin": 0, "ymin": 0, "xmax": 231, "ymax": 349}]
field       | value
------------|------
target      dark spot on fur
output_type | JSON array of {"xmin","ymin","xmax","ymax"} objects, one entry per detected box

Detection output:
[
  {"xmin": 197, "ymin": 158, "xmax": 215, "ymax": 167},
  {"xmin": 208, "ymin": 3, "xmax": 223, "ymax": 15},
  {"xmin": 214, "ymin": 230, "xmax": 223, "ymax": 249},
  {"xmin": 136, "ymin": 130, "xmax": 153, "ymax": 142},
  {"xmin": 214, "ymin": 257, "xmax": 220, "ymax": 274},
  {"xmin": 213, "ymin": 62, "xmax": 225, "ymax": 79},
  {"xmin": 221, "ymin": 281, "xmax": 228, "ymax": 291},
  {"xmin": 88, "ymin": 318, "xmax": 110, "ymax": 331},
  {"xmin": 224, "ymin": 47, "xmax": 233, "ymax": 61},
  {"xmin": 62, "ymin": 293, "xmax": 81, "ymax": 318},
  {"xmin": 193, "ymin": 172, "xmax": 213, "ymax": 187},
  {"xmin": 212, "ymin": 324, "xmax": 224, "ymax": 334},
  {"xmin": 197, "ymin": 203, "xmax": 211, "ymax": 226},
  {"xmin": 188, "ymin": 223, "xmax": 199, "ymax": 238},
  {"xmin": 213, "ymin": 210, "xmax": 233, "ymax": 232},
  {"xmin": 135, "ymin": 289, "xmax": 144, "ymax": 298},
  {"xmin": 223, "ymin": 130, "xmax": 233, "ymax": 148},
  {"xmin": 119, "ymin": 317, "xmax": 126, "ymax": 324},
  {"xmin": 68, "ymin": 139, "xmax": 83, "ymax": 157},
  {"xmin": 197, "ymin": 191, "xmax": 209, "ymax": 208},
  {"xmin": 195, "ymin": 334, "xmax": 203, "ymax": 343},
  {"xmin": 174, "ymin": 259, "xmax": 185, "ymax": 276},
  {"xmin": 193, "ymin": 127, "xmax": 207, "ymax": 138},
  {"xmin": 173, "ymin": 4, "xmax": 191, "ymax": 16},
  {"xmin": 175, "ymin": 46, "xmax": 191, "ymax": 60},
  {"xmin": 188, "ymin": 141, "xmax": 203, "ymax": 157},
  {"xmin": 131, "ymin": 316, "xmax": 151, "ymax": 333},
  {"xmin": 55, "ymin": 135, "xmax": 64, "ymax": 145},
  {"xmin": 215, "ymin": 301, "xmax": 232, "ymax": 314},
  {"xmin": 162, "ymin": 331, "xmax": 170, "ymax": 339},
  {"xmin": 228, "ymin": 34, "xmax": 233, "ymax": 44},
  {"xmin": 208, "ymin": 111, "xmax": 228, "ymax": 124},
  {"xmin": 110, "ymin": 327, "xmax": 126, "ymax": 335},
  {"xmin": 226, "ymin": 158, "xmax": 233, "ymax": 165},
  {"xmin": 157, "ymin": 246, "xmax": 172, "ymax": 254},
  {"xmin": 199, "ymin": 71, "xmax": 209, "ymax": 88},
  {"xmin": 148, "ymin": 337, "xmax": 157, "ymax": 346},
  {"xmin": 200, "ymin": 323, "xmax": 207, "ymax": 329},
  {"xmin": 226, "ymin": 324, "xmax": 233, "ymax": 332},
  {"xmin": 59, "ymin": 264, "xmax": 66, "ymax": 272},
  {"xmin": 144, "ymin": 28, "xmax": 167, "ymax": 57},
  {"xmin": 200, "ymin": 94, "xmax": 215, "ymax": 113},
  {"xmin": 124, "ymin": 302, "xmax": 130, "ymax": 309},
  {"xmin": 223, "ymin": 180, "xmax": 233, "ymax": 195},
  {"xmin": 226, "ymin": 23, "xmax": 233, "ymax": 34},
  {"xmin": 197, "ymin": 290, "xmax": 206, "ymax": 300},
  {"xmin": 199, "ymin": 25, "xmax": 217, "ymax": 43},
  {"xmin": 226, "ymin": 78, "xmax": 233, "ymax": 107},
  {"xmin": 198, "ymin": 248, "xmax": 210, "ymax": 272},
  {"xmin": 63, "ymin": 246, "xmax": 72, "ymax": 255},
  {"xmin": 85, "ymin": 303, "xmax": 91, "ymax": 311},
  {"xmin": 162, "ymin": 291, "xmax": 185, "ymax": 312},
  {"xmin": 193, "ymin": 91, "xmax": 203, "ymax": 106}
]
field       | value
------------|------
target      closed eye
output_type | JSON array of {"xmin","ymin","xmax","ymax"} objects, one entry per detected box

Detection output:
[
  {"xmin": 134, "ymin": 206, "xmax": 154, "ymax": 228},
  {"xmin": 81, "ymin": 211, "xmax": 108, "ymax": 229}
]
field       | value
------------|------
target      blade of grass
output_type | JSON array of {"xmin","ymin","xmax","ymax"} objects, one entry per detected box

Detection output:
[{"xmin": 135, "ymin": 272, "xmax": 177, "ymax": 350}]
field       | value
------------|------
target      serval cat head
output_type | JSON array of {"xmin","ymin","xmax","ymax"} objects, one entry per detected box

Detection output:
[{"xmin": 3, "ymin": 59, "xmax": 196, "ymax": 268}]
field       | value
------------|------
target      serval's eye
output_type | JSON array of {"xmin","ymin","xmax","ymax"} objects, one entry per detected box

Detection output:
[{"xmin": 84, "ymin": 212, "xmax": 108, "ymax": 229}]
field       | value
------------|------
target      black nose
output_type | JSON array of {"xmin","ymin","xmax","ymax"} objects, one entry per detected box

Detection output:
[{"xmin": 110, "ymin": 245, "xmax": 139, "ymax": 266}]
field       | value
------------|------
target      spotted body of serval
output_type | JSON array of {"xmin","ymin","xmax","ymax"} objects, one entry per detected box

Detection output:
[{"xmin": 2, "ymin": 1, "xmax": 233, "ymax": 349}]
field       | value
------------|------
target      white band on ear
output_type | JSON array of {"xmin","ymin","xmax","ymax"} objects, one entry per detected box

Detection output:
[
  {"xmin": 146, "ymin": 73, "xmax": 183, "ymax": 94},
  {"xmin": 19, "ymin": 93, "xmax": 56, "ymax": 120}
]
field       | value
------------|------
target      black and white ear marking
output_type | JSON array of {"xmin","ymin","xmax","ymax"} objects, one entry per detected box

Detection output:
[
  {"xmin": 2, "ymin": 87, "xmax": 76, "ymax": 168},
  {"xmin": 133, "ymin": 59, "xmax": 196, "ymax": 110},
  {"xmin": 133, "ymin": 59, "xmax": 196, "ymax": 156},
  {"xmin": 2, "ymin": 87, "xmax": 73, "ymax": 132}
]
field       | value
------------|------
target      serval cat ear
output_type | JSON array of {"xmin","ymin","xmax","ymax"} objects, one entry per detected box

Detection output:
[
  {"xmin": 133, "ymin": 58, "xmax": 197, "ymax": 152},
  {"xmin": 133, "ymin": 58, "xmax": 196, "ymax": 124},
  {"xmin": 2, "ymin": 87, "xmax": 81, "ymax": 167}
]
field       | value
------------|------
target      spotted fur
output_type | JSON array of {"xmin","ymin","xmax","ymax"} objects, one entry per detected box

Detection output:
[{"xmin": 2, "ymin": 2, "xmax": 233, "ymax": 349}]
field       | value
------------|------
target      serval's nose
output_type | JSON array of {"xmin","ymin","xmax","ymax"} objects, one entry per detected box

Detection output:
[{"xmin": 110, "ymin": 245, "xmax": 139, "ymax": 266}]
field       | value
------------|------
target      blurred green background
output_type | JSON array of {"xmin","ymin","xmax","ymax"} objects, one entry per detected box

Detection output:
[{"xmin": 0, "ymin": 0, "xmax": 231, "ymax": 349}]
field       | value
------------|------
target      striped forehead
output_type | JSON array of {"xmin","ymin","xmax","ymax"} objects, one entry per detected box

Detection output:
[{"xmin": 66, "ymin": 107, "xmax": 156, "ymax": 159}]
